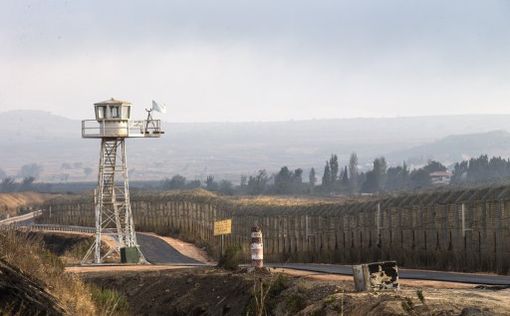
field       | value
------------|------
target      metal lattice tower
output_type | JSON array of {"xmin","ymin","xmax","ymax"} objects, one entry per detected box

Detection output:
[{"xmin": 81, "ymin": 98, "xmax": 163, "ymax": 264}]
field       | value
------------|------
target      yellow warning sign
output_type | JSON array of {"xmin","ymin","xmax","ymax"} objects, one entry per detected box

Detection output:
[{"xmin": 213, "ymin": 219, "xmax": 232, "ymax": 236}]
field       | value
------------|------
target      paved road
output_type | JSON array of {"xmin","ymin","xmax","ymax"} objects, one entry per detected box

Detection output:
[
  {"xmin": 136, "ymin": 233, "xmax": 202, "ymax": 265},
  {"xmin": 268, "ymin": 263, "xmax": 510, "ymax": 286},
  {"xmin": 3, "ymin": 217, "xmax": 202, "ymax": 265}
]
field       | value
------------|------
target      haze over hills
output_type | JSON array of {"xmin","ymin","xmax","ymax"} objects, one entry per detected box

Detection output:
[{"xmin": 2, "ymin": 110, "xmax": 510, "ymax": 182}]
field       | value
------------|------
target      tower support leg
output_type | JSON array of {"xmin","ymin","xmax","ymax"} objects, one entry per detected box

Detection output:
[{"xmin": 82, "ymin": 138, "xmax": 145, "ymax": 264}]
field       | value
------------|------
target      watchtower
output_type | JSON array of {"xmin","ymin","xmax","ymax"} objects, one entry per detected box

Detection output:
[{"xmin": 81, "ymin": 98, "xmax": 164, "ymax": 264}]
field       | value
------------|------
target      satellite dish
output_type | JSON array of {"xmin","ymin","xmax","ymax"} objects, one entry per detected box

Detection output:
[{"xmin": 151, "ymin": 100, "xmax": 167, "ymax": 114}]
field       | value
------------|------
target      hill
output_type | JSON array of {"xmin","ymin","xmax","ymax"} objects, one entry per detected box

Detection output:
[
  {"xmin": 387, "ymin": 130, "xmax": 510, "ymax": 166},
  {"xmin": 2, "ymin": 110, "xmax": 510, "ymax": 181}
]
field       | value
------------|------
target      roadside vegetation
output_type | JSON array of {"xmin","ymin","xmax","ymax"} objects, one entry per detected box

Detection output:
[
  {"xmin": 217, "ymin": 245, "xmax": 243, "ymax": 271},
  {"xmin": 0, "ymin": 229, "xmax": 128, "ymax": 315},
  {"xmin": 2, "ymin": 153, "xmax": 510, "ymax": 199}
]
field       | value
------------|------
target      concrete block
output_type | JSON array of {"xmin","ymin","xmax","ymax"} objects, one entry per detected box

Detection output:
[{"xmin": 352, "ymin": 261, "xmax": 399, "ymax": 291}]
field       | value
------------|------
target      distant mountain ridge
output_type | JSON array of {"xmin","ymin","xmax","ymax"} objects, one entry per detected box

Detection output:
[
  {"xmin": 1, "ymin": 110, "xmax": 510, "ymax": 181},
  {"xmin": 387, "ymin": 130, "xmax": 510, "ymax": 166}
]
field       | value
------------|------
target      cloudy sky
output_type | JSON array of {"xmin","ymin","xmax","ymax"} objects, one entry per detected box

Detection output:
[{"xmin": 1, "ymin": 0, "xmax": 510, "ymax": 122}]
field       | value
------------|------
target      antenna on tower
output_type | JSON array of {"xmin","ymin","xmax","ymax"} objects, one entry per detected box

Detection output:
[{"xmin": 145, "ymin": 100, "xmax": 166, "ymax": 134}]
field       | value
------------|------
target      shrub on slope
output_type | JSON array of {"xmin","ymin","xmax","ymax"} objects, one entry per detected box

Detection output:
[{"xmin": 0, "ymin": 230, "xmax": 96, "ymax": 315}]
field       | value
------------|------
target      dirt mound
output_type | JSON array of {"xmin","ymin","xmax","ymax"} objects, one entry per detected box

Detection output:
[
  {"xmin": 84, "ymin": 269, "xmax": 254, "ymax": 315},
  {"xmin": 82, "ymin": 267, "xmax": 510, "ymax": 316},
  {"xmin": 0, "ymin": 258, "xmax": 65, "ymax": 315},
  {"xmin": 26, "ymin": 232, "xmax": 91, "ymax": 256}
]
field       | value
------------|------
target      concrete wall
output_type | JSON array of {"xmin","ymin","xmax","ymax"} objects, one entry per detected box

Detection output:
[{"xmin": 37, "ymin": 188, "xmax": 510, "ymax": 274}]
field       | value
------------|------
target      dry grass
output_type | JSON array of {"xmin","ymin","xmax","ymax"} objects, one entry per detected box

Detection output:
[
  {"xmin": 232, "ymin": 195, "xmax": 329, "ymax": 207},
  {"xmin": 0, "ymin": 192, "xmax": 54, "ymax": 217},
  {"xmin": 0, "ymin": 229, "xmax": 97, "ymax": 315}
]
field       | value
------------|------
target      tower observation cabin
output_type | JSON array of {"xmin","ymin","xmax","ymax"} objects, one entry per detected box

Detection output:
[
  {"xmin": 81, "ymin": 98, "xmax": 164, "ymax": 265},
  {"xmin": 82, "ymin": 98, "xmax": 163, "ymax": 138}
]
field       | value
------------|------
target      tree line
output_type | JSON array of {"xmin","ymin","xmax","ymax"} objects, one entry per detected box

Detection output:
[
  {"xmin": 4, "ymin": 154, "xmax": 510, "ymax": 195},
  {"xmin": 159, "ymin": 153, "xmax": 510, "ymax": 196},
  {"xmin": 0, "ymin": 163, "xmax": 43, "ymax": 193},
  {"xmin": 269, "ymin": 153, "xmax": 449, "ymax": 195},
  {"xmin": 450, "ymin": 155, "xmax": 510, "ymax": 185}
]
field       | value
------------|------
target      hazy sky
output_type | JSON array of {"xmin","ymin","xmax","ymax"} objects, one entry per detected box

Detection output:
[{"xmin": 1, "ymin": 0, "xmax": 510, "ymax": 122}]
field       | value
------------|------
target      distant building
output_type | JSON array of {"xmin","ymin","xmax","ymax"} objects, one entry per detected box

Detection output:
[{"xmin": 430, "ymin": 171, "xmax": 452, "ymax": 185}]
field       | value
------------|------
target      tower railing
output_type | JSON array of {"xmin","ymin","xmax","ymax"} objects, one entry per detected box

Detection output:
[{"xmin": 82, "ymin": 119, "xmax": 163, "ymax": 138}]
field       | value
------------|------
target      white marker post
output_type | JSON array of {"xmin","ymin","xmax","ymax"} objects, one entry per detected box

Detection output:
[{"xmin": 251, "ymin": 225, "xmax": 263, "ymax": 268}]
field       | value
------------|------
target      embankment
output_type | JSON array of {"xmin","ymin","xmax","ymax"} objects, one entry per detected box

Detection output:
[{"xmin": 0, "ymin": 192, "xmax": 55, "ymax": 218}]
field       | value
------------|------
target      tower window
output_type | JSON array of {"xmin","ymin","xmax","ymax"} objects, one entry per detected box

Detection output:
[
  {"xmin": 111, "ymin": 106, "xmax": 119, "ymax": 118},
  {"xmin": 96, "ymin": 106, "xmax": 105, "ymax": 119}
]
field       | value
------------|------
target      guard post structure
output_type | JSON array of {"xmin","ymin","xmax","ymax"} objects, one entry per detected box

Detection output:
[
  {"xmin": 81, "ymin": 98, "xmax": 164, "ymax": 264},
  {"xmin": 251, "ymin": 225, "xmax": 263, "ymax": 268}
]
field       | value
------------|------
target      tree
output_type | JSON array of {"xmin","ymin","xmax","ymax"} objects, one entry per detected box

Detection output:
[
  {"xmin": 422, "ymin": 160, "xmax": 446, "ymax": 174},
  {"xmin": 205, "ymin": 176, "xmax": 219, "ymax": 191},
  {"xmin": 20, "ymin": 177, "xmax": 35, "ymax": 191},
  {"xmin": 373, "ymin": 157, "xmax": 387, "ymax": 192},
  {"xmin": 0, "ymin": 177, "xmax": 16, "ymax": 192},
  {"xmin": 308, "ymin": 168, "xmax": 317, "ymax": 187},
  {"xmin": 405, "ymin": 160, "xmax": 446, "ymax": 189},
  {"xmin": 0, "ymin": 169, "xmax": 6, "ymax": 180},
  {"xmin": 186, "ymin": 180, "xmax": 202, "ymax": 189},
  {"xmin": 219, "ymin": 180, "xmax": 234, "ymax": 195},
  {"xmin": 240, "ymin": 175, "xmax": 247, "ymax": 188},
  {"xmin": 274, "ymin": 166, "xmax": 292, "ymax": 194},
  {"xmin": 451, "ymin": 160, "xmax": 468, "ymax": 184},
  {"xmin": 18, "ymin": 163, "xmax": 43, "ymax": 179},
  {"xmin": 247, "ymin": 170, "xmax": 269, "ymax": 195},
  {"xmin": 162, "ymin": 175, "xmax": 187, "ymax": 190},
  {"xmin": 348, "ymin": 153, "xmax": 359, "ymax": 193},
  {"xmin": 361, "ymin": 170, "xmax": 377, "ymax": 193},
  {"xmin": 292, "ymin": 168, "xmax": 304, "ymax": 194},
  {"xmin": 385, "ymin": 162, "xmax": 410, "ymax": 191},
  {"xmin": 362, "ymin": 157, "xmax": 387, "ymax": 193},
  {"xmin": 340, "ymin": 166, "xmax": 349, "ymax": 187},
  {"xmin": 322, "ymin": 161, "xmax": 331, "ymax": 187},
  {"xmin": 293, "ymin": 168, "xmax": 303, "ymax": 183},
  {"xmin": 410, "ymin": 169, "xmax": 431, "ymax": 189},
  {"xmin": 329, "ymin": 155, "xmax": 339, "ymax": 184}
]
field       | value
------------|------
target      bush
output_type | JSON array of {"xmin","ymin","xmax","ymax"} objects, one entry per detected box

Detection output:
[
  {"xmin": 245, "ymin": 274, "xmax": 292, "ymax": 316},
  {"xmin": 416, "ymin": 289, "xmax": 425, "ymax": 304},
  {"xmin": 89, "ymin": 285, "xmax": 130, "ymax": 316},
  {"xmin": 217, "ymin": 244, "xmax": 242, "ymax": 270},
  {"xmin": 0, "ymin": 230, "xmax": 96, "ymax": 315}
]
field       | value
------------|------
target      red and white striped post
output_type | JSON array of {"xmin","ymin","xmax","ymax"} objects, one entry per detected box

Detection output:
[{"xmin": 251, "ymin": 225, "xmax": 263, "ymax": 268}]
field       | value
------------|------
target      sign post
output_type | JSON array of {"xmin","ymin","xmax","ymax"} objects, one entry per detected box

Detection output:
[{"xmin": 214, "ymin": 219, "xmax": 232, "ymax": 257}]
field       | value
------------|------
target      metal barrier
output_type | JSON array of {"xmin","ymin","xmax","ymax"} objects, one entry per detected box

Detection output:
[
  {"xmin": 14, "ymin": 224, "xmax": 116, "ymax": 234},
  {"xmin": 0, "ymin": 210, "xmax": 42, "ymax": 226}
]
